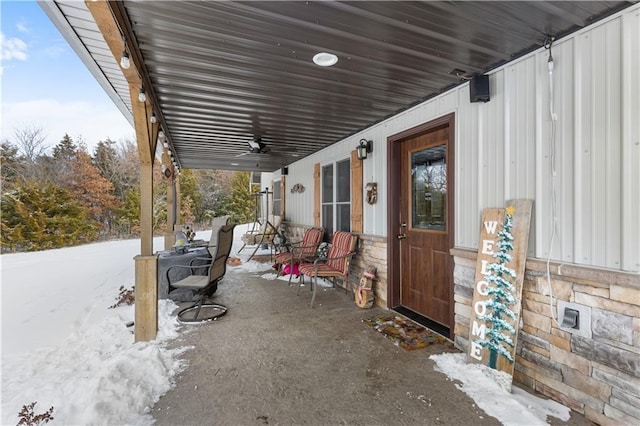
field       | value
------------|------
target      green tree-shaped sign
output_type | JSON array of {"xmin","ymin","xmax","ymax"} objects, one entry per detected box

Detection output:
[{"xmin": 474, "ymin": 206, "xmax": 517, "ymax": 369}]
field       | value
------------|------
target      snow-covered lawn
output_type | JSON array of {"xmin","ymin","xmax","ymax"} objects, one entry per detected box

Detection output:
[
  {"xmin": 1, "ymin": 224, "xmax": 571, "ymax": 425},
  {"xmin": 1, "ymin": 235, "xmax": 183, "ymax": 425}
]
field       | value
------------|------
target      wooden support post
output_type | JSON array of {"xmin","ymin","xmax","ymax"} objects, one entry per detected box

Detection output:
[
  {"xmin": 163, "ymin": 151, "xmax": 176, "ymax": 250},
  {"xmin": 164, "ymin": 179, "xmax": 175, "ymax": 250},
  {"xmin": 129, "ymin": 82, "xmax": 157, "ymax": 340},
  {"xmin": 86, "ymin": 0, "xmax": 159, "ymax": 341},
  {"xmin": 175, "ymin": 173, "xmax": 182, "ymax": 226},
  {"xmin": 139, "ymin": 162, "xmax": 154, "ymax": 256},
  {"xmin": 134, "ymin": 255, "xmax": 158, "ymax": 342}
]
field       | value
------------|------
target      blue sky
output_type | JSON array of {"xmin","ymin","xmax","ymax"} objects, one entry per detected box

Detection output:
[{"xmin": 1, "ymin": 1, "xmax": 133, "ymax": 153}]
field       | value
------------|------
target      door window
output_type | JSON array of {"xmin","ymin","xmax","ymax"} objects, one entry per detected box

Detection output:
[{"xmin": 411, "ymin": 144, "xmax": 446, "ymax": 231}]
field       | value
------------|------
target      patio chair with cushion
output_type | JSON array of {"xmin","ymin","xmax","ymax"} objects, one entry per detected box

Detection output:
[
  {"xmin": 187, "ymin": 215, "xmax": 231, "ymax": 262},
  {"xmin": 297, "ymin": 231, "xmax": 358, "ymax": 308},
  {"xmin": 167, "ymin": 224, "xmax": 235, "ymax": 322},
  {"xmin": 204, "ymin": 215, "xmax": 231, "ymax": 257},
  {"xmin": 273, "ymin": 227, "xmax": 324, "ymax": 285}
]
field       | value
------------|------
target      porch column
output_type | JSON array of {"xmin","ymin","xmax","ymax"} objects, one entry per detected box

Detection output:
[
  {"xmin": 86, "ymin": 0, "xmax": 160, "ymax": 342},
  {"xmin": 175, "ymin": 174, "xmax": 182, "ymax": 226},
  {"xmin": 130, "ymin": 82, "xmax": 160, "ymax": 342}
]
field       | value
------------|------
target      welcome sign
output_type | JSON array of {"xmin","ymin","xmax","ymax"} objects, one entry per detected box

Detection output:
[{"xmin": 468, "ymin": 200, "xmax": 532, "ymax": 385}]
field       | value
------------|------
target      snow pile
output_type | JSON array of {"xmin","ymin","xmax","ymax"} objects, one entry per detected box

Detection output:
[
  {"xmin": 0, "ymin": 233, "xmax": 201, "ymax": 425},
  {"xmin": 2, "ymin": 301, "xmax": 187, "ymax": 425},
  {"xmin": 431, "ymin": 353, "xmax": 571, "ymax": 425}
]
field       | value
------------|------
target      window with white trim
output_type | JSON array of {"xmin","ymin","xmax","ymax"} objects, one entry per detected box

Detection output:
[
  {"xmin": 272, "ymin": 179, "xmax": 281, "ymax": 216},
  {"xmin": 321, "ymin": 158, "xmax": 351, "ymax": 235}
]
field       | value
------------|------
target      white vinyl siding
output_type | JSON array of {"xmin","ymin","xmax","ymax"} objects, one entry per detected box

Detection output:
[{"xmin": 282, "ymin": 4, "xmax": 640, "ymax": 272}]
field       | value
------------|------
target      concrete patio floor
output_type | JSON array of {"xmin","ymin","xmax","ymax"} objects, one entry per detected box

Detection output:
[{"xmin": 152, "ymin": 265, "xmax": 593, "ymax": 426}]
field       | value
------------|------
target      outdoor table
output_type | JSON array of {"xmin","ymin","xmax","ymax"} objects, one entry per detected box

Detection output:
[{"xmin": 157, "ymin": 247, "xmax": 210, "ymax": 300}]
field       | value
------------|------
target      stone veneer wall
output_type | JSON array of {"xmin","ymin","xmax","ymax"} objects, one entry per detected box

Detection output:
[
  {"xmin": 452, "ymin": 248, "xmax": 640, "ymax": 426},
  {"xmin": 281, "ymin": 223, "xmax": 388, "ymax": 308},
  {"xmin": 352, "ymin": 234, "xmax": 388, "ymax": 308}
]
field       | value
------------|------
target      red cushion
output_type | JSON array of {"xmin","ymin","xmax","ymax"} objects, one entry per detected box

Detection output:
[
  {"xmin": 274, "ymin": 228, "xmax": 324, "ymax": 265},
  {"xmin": 300, "ymin": 228, "xmax": 323, "ymax": 257},
  {"xmin": 299, "ymin": 263, "xmax": 342, "ymax": 277},
  {"xmin": 274, "ymin": 252, "xmax": 297, "ymax": 264},
  {"xmin": 325, "ymin": 231, "xmax": 356, "ymax": 272},
  {"xmin": 298, "ymin": 232, "xmax": 357, "ymax": 277}
]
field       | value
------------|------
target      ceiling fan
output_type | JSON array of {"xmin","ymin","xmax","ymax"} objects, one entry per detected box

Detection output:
[{"xmin": 235, "ymin": 137, "xmax": 271, "ymax": 157}]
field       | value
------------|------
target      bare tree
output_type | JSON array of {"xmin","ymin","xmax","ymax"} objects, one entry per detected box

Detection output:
[
  {"xmin": 10, "ymin": 126, "xmax": 51, "ymax": 182},
  {"xmin": 13, "ymin": 126, "xmax": 49, "ymax": 163}
]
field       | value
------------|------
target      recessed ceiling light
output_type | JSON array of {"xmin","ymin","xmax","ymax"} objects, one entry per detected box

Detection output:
[{"xmin": 313, "ymin": 52, "xmax": 338, "ymax": 67}]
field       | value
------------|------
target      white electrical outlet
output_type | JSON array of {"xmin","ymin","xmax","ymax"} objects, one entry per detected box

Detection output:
[{"xmin": 557, "ymin": 300, "xmax": 592, "ymax": 338}]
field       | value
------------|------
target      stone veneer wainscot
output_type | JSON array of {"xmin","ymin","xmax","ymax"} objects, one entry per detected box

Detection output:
[{"xmin": 452, "ymin": 248, "xmax": 640, "ymax": 426}]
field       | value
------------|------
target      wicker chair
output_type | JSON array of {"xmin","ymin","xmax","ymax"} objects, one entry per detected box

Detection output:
[{"xmin": 297, "ymin": 231, "xmax": 358, "ymax": 308}]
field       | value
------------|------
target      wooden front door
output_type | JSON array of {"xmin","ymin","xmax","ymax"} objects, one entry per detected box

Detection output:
[{"xmin": 397, "ymin": 124, "xmax": 453, "ymax": 330}]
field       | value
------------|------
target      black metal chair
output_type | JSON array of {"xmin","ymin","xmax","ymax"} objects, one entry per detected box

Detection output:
[{"xmin": 167, "ymin": 224, "xmax": 235, "ymax": 322}]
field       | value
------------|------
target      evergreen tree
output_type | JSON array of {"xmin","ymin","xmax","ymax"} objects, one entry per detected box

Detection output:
[
  {"xmin": 50, "ymin": 134, "xmax": 79, "ymax": 188},
  {"xmin": 114, "ymin": 187, "xmax": 140, "ymax": 236},
  {"xmin": 1, "ymin": 182, "xmax": 96, "ymax": 252},
  {"xmin": 224, "ymin": 171, "xmax": 257, "ymax": 224},
  {"xmin": 1, "ymin": 141, "xmax": 26, "ymax": 190},
  {"xmin": 178, "ymin": 169, "xmax": 199, "ymax": 225},
  {"xmin": 52, "ymin": 134, "xmax": 77, "ymax": 161},
  {"xmin": 93, "ymin": 138, "xmax": 118, "ymax": 181},
  {"xmin": 474, "ymin": 206, "xmax": 518, "ymax": 369}
]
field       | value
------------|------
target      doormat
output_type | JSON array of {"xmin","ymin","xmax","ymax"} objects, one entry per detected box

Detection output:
[{"xmin": 363, "ymin": 315, "xmax": 447, "ymax": 350}]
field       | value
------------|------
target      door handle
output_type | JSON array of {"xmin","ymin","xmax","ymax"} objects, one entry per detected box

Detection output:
[{"xmin": 397, "ymin": 233, "xmax": 407, "ymax": 240}]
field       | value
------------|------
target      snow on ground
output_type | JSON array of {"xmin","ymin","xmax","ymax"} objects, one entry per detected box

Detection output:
[
  {"xmin": 1, "ymin": 234, "xmax": 182, "ymax": 425},
  {"xmin": 431, "ymin": 353, "xmax": 571, "ymax": 425},
  {"xmin": 1, "ymin": 223, "xmax": 573, "ymax": 425}
]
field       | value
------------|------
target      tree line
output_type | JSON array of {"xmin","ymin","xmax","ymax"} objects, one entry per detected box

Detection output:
[{"xmin": 1, "ymin": 126, "xmax": 259, "ymax": 253}]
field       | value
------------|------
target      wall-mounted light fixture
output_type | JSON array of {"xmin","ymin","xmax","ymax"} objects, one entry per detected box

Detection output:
[
  {"xmin": 150, "ymin": 112, "xmax": 157, "ymax": 124},
  {"xmin": 138, "ymin": 87, "xmax": 146, "ymax": 103},
  {"xmin": 120, "ymin": 50, "xmax": 130, "ymax": 69},
  {"xmin": 357, "ymin": 139, "xmax": 373, "ymax": 160}
]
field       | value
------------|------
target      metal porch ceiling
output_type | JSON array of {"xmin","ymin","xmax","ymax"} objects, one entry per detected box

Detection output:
[{"xmin": 46, "ymin": 1, "xmax": 634, "ymax": 171}]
